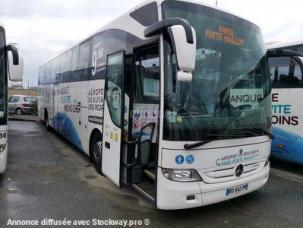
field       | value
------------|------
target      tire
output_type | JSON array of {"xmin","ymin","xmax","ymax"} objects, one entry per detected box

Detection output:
[
  {"xmin": 44, "ymin": 111, "xmax": 50, "ymax": 131},
  {"xmin": 90, "ymin": 132, "xmax": 103, "ymax": 175},
  {"xmin": 16, "ymin": 108, "xmax": 23, "ymax": 115}
]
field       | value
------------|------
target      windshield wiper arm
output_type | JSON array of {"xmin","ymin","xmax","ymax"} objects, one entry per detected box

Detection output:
[
  {"xmin": 235, "ymin": 128, "xmax": 275, "ymax": 140},
  {"xmin": 184, "ymin": 140, "xmax": 212, "ymax": 150}
]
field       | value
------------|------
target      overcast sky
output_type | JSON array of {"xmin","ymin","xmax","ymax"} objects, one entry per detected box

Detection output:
[{"xmin": 0, "ymin": 0, "xmax": 302, "ymax": 87}]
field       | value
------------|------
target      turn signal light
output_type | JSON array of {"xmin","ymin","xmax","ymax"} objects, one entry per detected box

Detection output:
[{"xmin": 162, "ymin": 168, "xmax": 202, "ymax": 182}]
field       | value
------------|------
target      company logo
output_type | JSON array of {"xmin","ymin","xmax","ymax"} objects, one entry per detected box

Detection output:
[
  {"xmin": 175, "ymin": 155, "xmax": 185, "ymax": 165},
  {"xmin": 235, "ymin": 164, "xmax": 244, "ymax": 177}
]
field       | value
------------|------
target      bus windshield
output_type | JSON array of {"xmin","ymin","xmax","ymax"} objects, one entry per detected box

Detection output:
[
  {"xmin": 162, "ymin": 1, "xmax": 271, "ymax": 141},
  {"xmin": 0, "ymin": 28, "xmax": 6, "ymax": 124}
]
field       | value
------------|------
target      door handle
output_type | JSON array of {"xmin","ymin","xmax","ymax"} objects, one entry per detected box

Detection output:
[{"xmin": 105, "ymin": 142, "xmax": 111, "ymax": 149}]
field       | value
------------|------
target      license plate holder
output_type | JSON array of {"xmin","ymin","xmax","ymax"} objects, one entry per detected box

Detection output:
[{"xmin": 226, "ymin": 183, "xmax": 249, "ymax": 196}]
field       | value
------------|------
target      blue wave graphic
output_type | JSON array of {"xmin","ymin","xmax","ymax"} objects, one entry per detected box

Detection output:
[
  {"xmin": 272, "ymin": 127, "xmax": 303, "ymax": 165},
  {"xmin": 53, "ymin": 112, "xmax": 83, "ymax": 150}
]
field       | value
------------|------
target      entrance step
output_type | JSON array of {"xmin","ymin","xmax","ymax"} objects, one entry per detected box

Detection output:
[
  {"xmin": 132, "ymin": 181, "xmax": 155, "ymax": 202},
  {"xmin": 144, "ymin": 169, "xmax": 156, "ymax": 182}
]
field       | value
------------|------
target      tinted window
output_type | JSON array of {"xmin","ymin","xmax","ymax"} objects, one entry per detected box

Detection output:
[
  {"xmin": 105, "ymin": 52, "xmax": 124, "ymax": 127},
  {"xmin": 269, "ymin": 56, "xmax": 303, "ymax": 88},
  {"xmin": 162, "ymin": 0, "xmax": 271, "ymax": 141},
  {"xmin": 291, "ymin": 58, "xmax": 303, "ymax": 87},
  {"xmin": 135, "ymin": 52, "xmax": 160, "ymax": 100},
  {"xmin": 130, "ymin": 2, "xmax": 158, "ymax": 26},
  {"xmin": 24, "ymin": 97, "xmax": 37, "ymax": 103},
  {"xmin": 269, "ymin": 57, "xmax": 291, "ymax": 88},
  {"xmin": 61, "ymin": 51, "xmax": 72, "ymax": 73},
  {"xmin": 10, "ymin": 96, "xmax": 19, "ymax": 102},
  {"xmin": 78, "ymin": 41, "xmax": 91, "ymax": 81},
  {"xmin": 79, "ymin": 41, "xmax": 90, "ymax": 69},
  {"xmin": 71, "ymin": 46, "xmax": 79, "ymax": 71},
  {"xmin": 53, "ymin": 57, "xmax": 61, "ymax": 83}
]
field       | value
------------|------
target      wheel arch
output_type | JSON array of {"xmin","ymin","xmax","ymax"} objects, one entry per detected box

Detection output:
[{"xmin": 89, "ymin": 128, "xmax": 103, "ymax": 157}]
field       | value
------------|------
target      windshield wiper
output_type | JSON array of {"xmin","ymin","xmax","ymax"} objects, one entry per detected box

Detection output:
[
  {"xmin": 232, "ymin": 128, "xmax": 275, "ymax": 140},
  {"xmin": 184, "ymin": 128, "xmax": 274, "ymax": 150},
  {"xmin": 184, "ymin": 140, "xmax": 212, "ymax": 150}
]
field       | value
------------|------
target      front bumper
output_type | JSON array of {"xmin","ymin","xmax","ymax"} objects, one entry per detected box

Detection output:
[
  {"xmin": 200, "ymin": 165, "xmax": 269, "ymax": 206},
  {"xmin": 156, "ymin": 165, "xmax": 270, "ymax": 210}
]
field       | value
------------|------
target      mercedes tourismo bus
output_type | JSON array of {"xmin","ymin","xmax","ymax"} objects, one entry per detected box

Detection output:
[
  {"xmin": 39, "ymin": 0, "xmax": 291, "ymax": 209},
  {"xmin": 268, "ymin": 41, "xmax": 303, "ymax": 165},
  {"xmin": 0, "ymin": 24, "xmax": 23, "ymax": 174}
]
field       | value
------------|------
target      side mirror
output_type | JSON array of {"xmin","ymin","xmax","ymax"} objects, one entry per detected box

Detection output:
[
  {"xmin": 144, "ymin": 18, "xmax": 197, "ymax": 82},
  {"xmin": 170, "ymin": 25, "xmax": 196, "ymax": 82},
  {"xmin": 7, "ymin": 44, "xmax": 23, "ymax": 82},
  {"xmin": 9, "ymin": 81, "xmax": 23, "ymax": 88}
]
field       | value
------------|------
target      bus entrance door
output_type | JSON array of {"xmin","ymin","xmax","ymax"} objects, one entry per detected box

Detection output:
[{"xmin": 102, "ymin": 51, "xmax": 125, "ymax": 187}]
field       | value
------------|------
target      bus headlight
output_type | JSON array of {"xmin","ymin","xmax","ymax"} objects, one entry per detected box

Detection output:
[
  {"xmin": 162, "ymin": 168, "xmax": 202, "ymax": 182},
  {"xmin": 0, "ymin": 143, "xmax": 7, "ymax": 153}
]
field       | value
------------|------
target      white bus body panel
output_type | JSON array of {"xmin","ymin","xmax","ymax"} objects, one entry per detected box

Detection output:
[
  {"xmin": 272, "ymin": 88, "xmax": 303, "ymax": 136},
  {"xmin": 157, "ymin": 137, "xmax": 270, "ymax": 209},
  {"xmin": 0, "ymin": 125, "xmax": 8, "ymax": 174},
  {"xmin": 102, "ymin": 101, "xmax": 121, "ymax": 186}
]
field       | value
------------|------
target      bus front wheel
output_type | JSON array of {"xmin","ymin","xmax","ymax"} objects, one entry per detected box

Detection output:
[{"xmin": 90, "ymin": 132, "xmax": 103, "ymax": 175}]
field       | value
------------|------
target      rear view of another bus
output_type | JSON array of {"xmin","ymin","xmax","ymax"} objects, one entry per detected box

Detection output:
[
  {"xmin": 268, "ymin": 41, "xmax": 303, "ymax": 165},
  {"xmin": 0, "ymin": 24, "xmax": 23, "ymax": 174}
]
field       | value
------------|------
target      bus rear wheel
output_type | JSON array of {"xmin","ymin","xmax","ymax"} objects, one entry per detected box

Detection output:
[
  {"xmin": 90, "ymin": 132, "xmax": 103, "ymax": 175},
  {"xmin": 44, "ymin": 111, "xmax": 50, "ymax": 131}
]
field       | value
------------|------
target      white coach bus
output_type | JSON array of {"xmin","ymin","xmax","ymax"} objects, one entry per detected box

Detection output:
[
  {"xmin": 267, "ymin": 41, "xmax": 303, "ymax": 165},
  {"xmin": 39, "ymin": 0, "xmax": 296, "ymax": 209},
  {"xmin": 0, "ymin": 24, "xmax": 23, "ymax": 174}
]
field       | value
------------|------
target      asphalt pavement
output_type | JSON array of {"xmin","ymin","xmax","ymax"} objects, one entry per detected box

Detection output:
[{"xmin": 0, "ymin": 120, "xmax": 302, "ymax": 228}]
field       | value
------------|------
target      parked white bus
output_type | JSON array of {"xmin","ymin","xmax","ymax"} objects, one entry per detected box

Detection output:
[
  {"xmin": 268, "ymin": 41, "xmax": 303, "ymax": 165},
  {"xmin": 0, "ymin": 23, "xmax": 23, "ymax": 174},
  {"xmin": 39, "ymin": 0, "xmax": 289, "ymax": 209}
]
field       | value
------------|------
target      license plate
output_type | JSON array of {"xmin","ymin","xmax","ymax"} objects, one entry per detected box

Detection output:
[{"xmin": 226, "ymin": 183, "xmax": 249, "ymax": 196}]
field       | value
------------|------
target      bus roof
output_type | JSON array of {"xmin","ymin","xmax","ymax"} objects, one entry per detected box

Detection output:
[
  {"xmin": 40, "ymin": 0, "xmax": 259, "ymax": 66},
  {"xmin": 267, "ymin": 41, "xmax": 303, "ymax": 50}
]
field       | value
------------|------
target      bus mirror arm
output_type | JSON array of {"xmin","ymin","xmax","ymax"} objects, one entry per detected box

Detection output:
[
  {"xmin": 267, "ymin": 50, "xmax": 303, "ymax": 58},
  {"xmin": 144, "ymin": 18, "xmax": 197, "ymax": 82},
  {"xmin": 6, "ymin": 44, "xmax": 23, "ymax": 82},
  {"xmin": 6, "ymin": 44, "xmax": 19, "ymax": 65},
  {"xmin": 144, "ymin": 18, "xmax": 194, "ymax": 44}
]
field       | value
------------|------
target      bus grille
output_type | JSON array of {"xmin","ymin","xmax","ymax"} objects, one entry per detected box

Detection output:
[{"xmin": 201, "ymin": 161, "xmax": 265, "ymax": 184}]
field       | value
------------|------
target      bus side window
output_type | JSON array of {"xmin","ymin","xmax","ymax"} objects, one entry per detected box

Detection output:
[
  {"xmin": 290, "ymin": 58, "xmax": 303, "ymax": 88},
  {"xmin": 269, "ymin": 57, "xmax": 291, "ymax": 88},
  {"xmin": 135, "ymin": 51, "xmax": 160, "ymax": 102}
]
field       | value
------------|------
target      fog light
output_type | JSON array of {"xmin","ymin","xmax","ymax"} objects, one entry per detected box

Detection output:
[
  {"xmin": 162, "ymin": 168, "xmax": 202, "ymax": 182},
  {"xmin": 0, "ymin": 143, "xmax": 7, "ymax": 153},
  {"xmin": 187, "ymin": 195, "xmax": 195, "ymax": 201}
]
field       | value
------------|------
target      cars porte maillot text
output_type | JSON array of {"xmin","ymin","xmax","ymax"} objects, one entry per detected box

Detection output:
[{"xmin": 37, "ymin": 0, "xmax": 302, "ymax": 210}]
